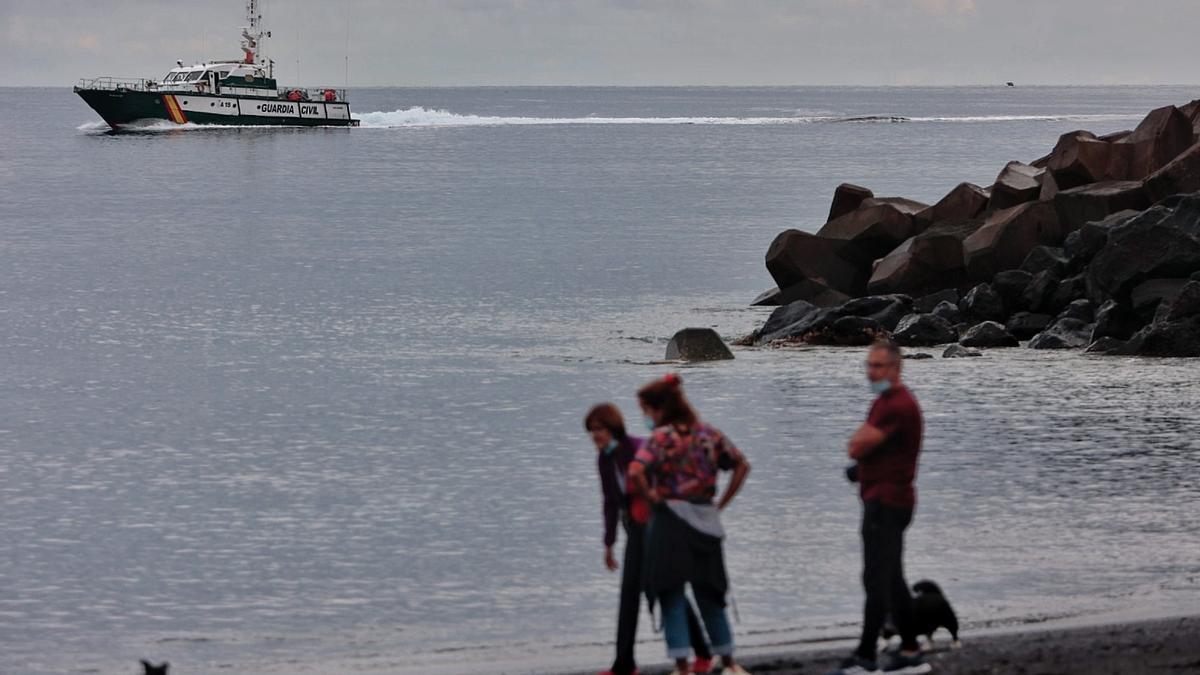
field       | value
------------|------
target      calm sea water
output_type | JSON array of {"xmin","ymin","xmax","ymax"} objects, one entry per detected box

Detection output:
[{"xmin": 1, "ymin": 86, "xmax": 1198, "ymax": 674}]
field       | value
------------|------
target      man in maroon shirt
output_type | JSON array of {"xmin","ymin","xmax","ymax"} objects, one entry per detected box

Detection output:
[{"xmin": 828, "ymin": 340, "xmax": 930, "ymax": 675}]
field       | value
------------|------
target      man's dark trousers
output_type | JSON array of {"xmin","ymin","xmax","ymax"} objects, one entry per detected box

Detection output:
[{"xmin": 855, "ymin": 500, "xmax": 919, "ymax": 659}]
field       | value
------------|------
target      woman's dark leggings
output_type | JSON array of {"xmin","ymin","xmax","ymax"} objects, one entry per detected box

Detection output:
[
  {"xmin": 613, "ymin": 519, "xmax": 712, "ymax": 673},
  {"xmin": 856, "ymin": 500, "xmax": 919, "ymax": 659}
]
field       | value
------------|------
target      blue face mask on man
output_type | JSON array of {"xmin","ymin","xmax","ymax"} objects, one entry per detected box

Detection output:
[
  {"xmin": 870, "ymin": 379, "xmax": 892, "ymax": 395},
  {"xmin": 602, "ymin": 439, "xmax": 618, "ymax": 455}
]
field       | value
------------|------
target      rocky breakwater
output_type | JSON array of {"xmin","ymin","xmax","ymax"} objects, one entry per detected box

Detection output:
[{"xmin": 749, "ymin": 99, "xmax": 1200, "ymax": 357}]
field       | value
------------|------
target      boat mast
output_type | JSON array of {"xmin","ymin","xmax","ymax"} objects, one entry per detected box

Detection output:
[{"xmin": 241, "ymin": 0, "xmax": 268, "ymax": 67}]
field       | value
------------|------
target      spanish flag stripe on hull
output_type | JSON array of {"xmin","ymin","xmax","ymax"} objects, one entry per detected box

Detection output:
[{"xmin": 163, "ymin": 95, "xmax": 187, "ymax": 124}]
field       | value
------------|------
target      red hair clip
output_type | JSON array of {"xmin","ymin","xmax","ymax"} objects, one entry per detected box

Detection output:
[{"xmin": 662, "ymin": 373, "xmax": 682, "ymax": 386}]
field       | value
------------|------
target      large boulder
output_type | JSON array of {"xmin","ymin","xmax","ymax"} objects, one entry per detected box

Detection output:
[
  {"xmin": 1154, "ymin": 280, "xmax": 1200, "ymax": 323},
  {"xmin": 1057, "ymin": 298, "xmax": 1094, "ymax": 323},
  {"xmin": 836, "ymin": 294, "xmax": 914, "ymax": 331},
  {"xmin": 892, "ymin": 313, "xmax": 958, "ymax": 347},
  {"xmin": 1091, "ymin": 300, "xmax": 1143, "ymax": 342},
  {"xmin": 1020, "ymin": 246, "xmax": 1069, "ymax": 276},
  {"xmin": 1028, "ymin": 318, "xmax": 1094, "ymax": 349},
  {"xmin": 759, "ymin": 299, "xmax": 819, "ymax": 341},
  {"xmin": 992, "ymin": 269, "xmax": 1034, "ymax": 310},
  {"xmin": 1130, "ymin": 278, "xmax": 1189, "ymax": 314},
  {"xmin": 931, "ymin": 300, "xmax": 963, "ymax": 324},
  {"xmin": 757, "ymin": 294, "xmax": 911, "ymax": 344},
  {"xmin": 1145, "ymin": 142, "xmax": 1200, "ymax": 203},
  {"xmin": 914, "ymin": 288, "xmax": 960, "ymax": 314},
  {"xmin": 1086, "ymin": 195, "xmax": 1200, "ymax": 306},
  {"xmin": 1053, "ymin": 180, "xmax": 1150, "ymax": 232},
  {"xmin": 1050, "ymin": 274, "xmax": 1089, "ymax": 311},
  {"xmin": 1022, "ymin": 270, "xmax": 1061, "ymax": 314},
  {"xmin": 765, "ymin": 229, "xmax": 867, "ymax": 297},
  {"xmin": 1063, "ymin": 210, "xmax": 1137, "ymax": 272},
  {"xmin": 1127, "ymin": 316, "xmax": 1200, "ymax": 357},
  {"xmin": 988, "ymin": 161, "xmax": 1045, "ymax": 211},
  {"xmin": 817, "ymin": 197, "xmax": 928, "ymax": 264},
  {"xmin": 1039, "ymin": 171, "xmax": 1061, "ymax": 201},
  {"xmin": 1107, "ymin": 105, "xmax": 1195, "ymax": 181},
  {"xmin": 751, "ymin": 287, "xmax": 784, "ymax": 306},
  {"xmin": 1046, "ymin": 130, "xmax": 1112, "ymax": 189},
  {"xmin": 913, "ymin": 182, "xmax": 989, "ymax": 232},
  {"xmin": 1085, "ymin": 336, "xmax": 1130, "ymax": 355},
  {"xmin": 1006, "ymin": 311, "xmax": 1053, "ymax": 340},
  {"xmin": 963, "ymin": 201, "xmax": 1063, "ymax": 281},
  {"xmin": 666, "ymin": 328, "xmax": 734, "ymax": 361},
  {"xmin": 1182, "ymin": 99, "xmax": 1200, "ymax": 139},
  {"xmin": 831, "ymin": 316, "xmax": 888, "ymax": 346},
  {"xmin": 959, "ymin": 283, "xmax": 1007, "ymax": 322},
  {"xmin": 828, "ymin": 183, "xmax": 874, "ymax": 222},
  {"xmin": 867, "ymin": 233, "xmax": 965, "ymax": 296},
  {"xmin": 960, "ymin": 321, "xmax": 1019, "ymax": 348}
]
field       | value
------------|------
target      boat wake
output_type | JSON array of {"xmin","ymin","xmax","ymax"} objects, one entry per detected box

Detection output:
[
  {"xmin": 353, "ymin": 107, "xmax": 1142, "ymax": 129},
  {"xmin": 76, "ymin": 109, "xmax": 1142, "ymax": 133}
]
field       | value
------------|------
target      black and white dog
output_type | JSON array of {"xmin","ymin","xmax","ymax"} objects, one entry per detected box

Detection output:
[{"xmin": 881, "ymin": 579, "xmax": 961, "ymax": 652}]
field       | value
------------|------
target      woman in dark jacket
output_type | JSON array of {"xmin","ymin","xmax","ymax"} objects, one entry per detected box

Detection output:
[{"xmin": 587, "ymin": 403, "xmax": 714, "ymax": 675}]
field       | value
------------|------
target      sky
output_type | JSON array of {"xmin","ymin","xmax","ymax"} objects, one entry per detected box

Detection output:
[{"xmin": 3, "ymin": 0, "xmax": 1200, "ymax": 87}]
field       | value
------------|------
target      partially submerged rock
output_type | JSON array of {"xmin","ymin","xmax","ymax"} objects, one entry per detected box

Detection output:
[
  {"xmin": 1029, "ymin": 318, "xmax": 1094, "ymax": 349},
  {"xmin": 943, "ymin": 344, "xmax": 983, "ymax": 358},
  {"xmin": 666, "ymin": 328, "xmax": 734, "ymax": 361},
  {"xmin": 1006, "ymin": 312, "xmax": 1053, "ymax": 340},
  {"xmin": 892, "ymin": 313, "xmax": 958, "ymax": 347},
  {"xmin": 960, "ymin": 321, "xmax": 1019, "ymax": 348}
]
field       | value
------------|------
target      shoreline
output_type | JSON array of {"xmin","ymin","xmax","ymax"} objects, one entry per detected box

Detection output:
[{"xmin": 583, "ymin": 610, "xmax": 1200, "ymax": 675}]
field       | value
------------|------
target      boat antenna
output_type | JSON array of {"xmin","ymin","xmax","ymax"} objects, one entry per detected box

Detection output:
[
  {"xmin": 294, "ymin": 0, "xmax": 301, "ymax": 85},
  {"xmin": 344, "ymin": 10, "xmax": 350, "ymax": 93},
  {"xmin": 241, "ymin": 0, "xmax": 265, "ymax": 65}
]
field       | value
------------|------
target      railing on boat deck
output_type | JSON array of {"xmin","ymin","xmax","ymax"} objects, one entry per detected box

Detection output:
[
  {"xmin": 74, "ymin": 77, "xmax": 159, "ymax": 92},
  {"xmin": 75, "ymin": 77, "xmax": 349, "ymax": 103},
  {"xmin": 277, "ymin": 87, "xmax": 348, "ymax": 103}
]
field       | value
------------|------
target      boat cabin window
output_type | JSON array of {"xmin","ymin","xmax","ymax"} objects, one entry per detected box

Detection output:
[
  {"xmin": 165, "ymin": 72, "xmax": 181, "ymax": 82},
  {"xmin": 186, "ymin": 71, "xmax": 204, "ymax": 81}
]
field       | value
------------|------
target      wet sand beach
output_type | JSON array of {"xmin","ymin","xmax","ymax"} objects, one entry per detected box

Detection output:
[{"xmin": 613, "ymin": 614, "xmax": 1200, "ymax": 675}]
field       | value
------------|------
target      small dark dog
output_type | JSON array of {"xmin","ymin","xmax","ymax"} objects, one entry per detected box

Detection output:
[
  {"xmin": 140, "ymin": 660, "xmax": 169, "ymax": 675},
  {"xmin": 881, "ymin": 579, "xmax": 961, "ymax": 652}
]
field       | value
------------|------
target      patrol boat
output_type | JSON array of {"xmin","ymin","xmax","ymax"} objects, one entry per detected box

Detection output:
[{"xmin": 74, "ymin": 0, "xmax": 358, "ymax": 129}]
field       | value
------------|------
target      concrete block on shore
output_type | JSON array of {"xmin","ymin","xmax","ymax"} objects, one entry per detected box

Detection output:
[{"xmin": 665, "ymin": 328, "xmax": 734, "ymax": 362}]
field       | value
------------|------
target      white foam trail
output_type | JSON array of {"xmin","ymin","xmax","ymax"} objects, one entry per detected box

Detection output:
[
  {"xmin": 76, "ymin": 109, "xmax": 1145, "ymax": 133},
  {"xmin": 353, "ymin": 107, "xmax": 1144, "ymax": 129}
]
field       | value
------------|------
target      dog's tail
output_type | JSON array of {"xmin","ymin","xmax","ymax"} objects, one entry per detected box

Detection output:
[{"xmin": 912, "ymin": 579, "xmax": 943, "ymax": 595}]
